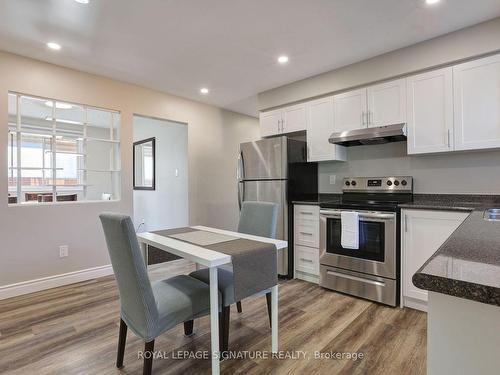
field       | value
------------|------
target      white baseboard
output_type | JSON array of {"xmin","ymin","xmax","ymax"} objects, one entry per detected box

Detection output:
[{"xmin": 0, "ymin": 264, "xmax": 114, "ymax": 300}]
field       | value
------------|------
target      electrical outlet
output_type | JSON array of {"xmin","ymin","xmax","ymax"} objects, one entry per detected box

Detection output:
[
  {"xmin": 141, "ymin": 219, "xmax": 145, "ymax": 225},
  {"xmin": 59, "ymin": 245, "xmax": 69, "ymax": 258},
  {"xmin": 329, "ymin": 175, "xmax": 336, "ymax": 185}
]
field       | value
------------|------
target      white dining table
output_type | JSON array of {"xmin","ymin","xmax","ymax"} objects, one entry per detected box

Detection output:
[{"xmin": 136, "ymin": 225, "xmax": 287, "ymax": 375}]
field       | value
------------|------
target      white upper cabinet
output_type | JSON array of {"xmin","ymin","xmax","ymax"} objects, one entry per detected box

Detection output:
[
  {"xmin": 333, "ymin": 79, "xmax": 406, "ymax": 131},
  {"xmin": 367, "ymin": 78, "xmax": 406, "ymax": 128},
  {"xmin": 259, "ymin": 104, "xmax": 306, "ymax": 137},
  {"xmin": 333, "ymin": 88, "xmax": 368, "ymax": 132},
  {"xmin": 305, "ymin": 96, "xmax": 346, "ymax": 162},
  {"xmin": 406, "ymin": 67, "xmax": 454, "ymax": 154},
  {"xmin": 260, "ymin": 52, "xmax": 500, "ymax": 154},
  {"xmin": 282, "ymin": 103, "xmax": 307, "ymax": 134},
  {"xmin": 453, "ymin": 54, "xmax": 500, "ymax": 151},
  {"xmin": 259, "ymin": 109, "xmax": 282, "ymax": 138}
]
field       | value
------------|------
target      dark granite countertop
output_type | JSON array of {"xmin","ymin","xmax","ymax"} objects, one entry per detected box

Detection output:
[
  {"xmin": 292, "ymin": 194, "xmax": 341, "ymax": 206},
  {"xmin": 399, "ymin": 194, "xmax": 500, "ymax": 212},
  {"xmin": 292, "ymin": 199, "xmax": 321, "ymax": 206},
  {"xmin": 413, "ymin": 207, "xmax": 500, "ymax": 307},
  {"xmin": 295, "ymin": 193, "xmax": 500, "ymax": 211}
]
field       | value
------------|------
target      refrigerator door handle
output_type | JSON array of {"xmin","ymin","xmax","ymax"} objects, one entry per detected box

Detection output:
[
  {"xmin": 238, "ymin": 182, "xmax": 245, "ymax": 210},
  {"xmin": 237, "ymin": 150, "xmax": 245, "ymax": 210}
]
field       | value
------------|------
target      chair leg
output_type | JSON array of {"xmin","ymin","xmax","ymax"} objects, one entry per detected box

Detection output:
[
  {"xmin": 184, "ymin": 320, "xmax": 194, "ymax": 336},
  {"xmin": 266, "ymin": 292, "xmax": 272, "ymax": 328},
  {"xmin": 116, "ymin": 318, "xmax": 127, "ymax": 368},
  {"xmin": 143, "ymin": 340, "xmax": 155, "ymax": 375},
  {"xmin": 236, "ymin": 301, "xmax": 242, "ymax": 313},
  {"xmin": 219, "ymin": 306, "xmax": 230, "ymax": 354}
]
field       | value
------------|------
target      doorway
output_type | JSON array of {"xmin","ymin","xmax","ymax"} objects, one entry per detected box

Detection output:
[{"xmin": 133, "ymin": 114, "xmax": 188, "ymax": 264}]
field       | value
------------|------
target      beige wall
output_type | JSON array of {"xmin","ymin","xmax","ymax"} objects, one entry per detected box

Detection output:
[
  {"xmin": 258, "ymin": 17, "xmax": 500, "ymax": 110},
  {"xmin": 0, "ymin": 51, "xmax": 259, "ymax": 286}
]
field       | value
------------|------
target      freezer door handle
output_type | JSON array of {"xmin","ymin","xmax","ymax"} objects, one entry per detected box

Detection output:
[{"xmin": 237, "ymin": 151, "xmax": 245, "ymax": 180}]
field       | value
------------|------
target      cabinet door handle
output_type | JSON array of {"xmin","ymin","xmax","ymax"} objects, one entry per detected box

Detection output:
[
  {"xmin": 368, "ymin": 111, "xmax": 372, "ymax": 125},
  {"xmin": 447, "ymin": 129, "xmax": 451, "ymax": 148},
  {"xmin": 299, "ymin": 211, "xmax": 314, "ymax": 215},
  {"xmin": 404, "ymin": 215, "xmax": 408, "ymax": 232},
  {"xmin": 361, "ymin": 111, "xmax": 365, "ymax": 125},
  {"xmin": 299, "ymin": 232, "xmax": 313, "ymax": 236},
  {"xmin": 300, "ymin": 258, "xmax": 313, "ymax": 263}
]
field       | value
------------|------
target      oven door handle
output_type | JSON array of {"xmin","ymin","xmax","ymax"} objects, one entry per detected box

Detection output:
[{"xmin": 319, "ymin": 210, "xmax": 395, "ymax": 220}]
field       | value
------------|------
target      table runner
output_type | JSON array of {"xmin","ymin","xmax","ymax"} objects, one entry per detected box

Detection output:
[
  {"xmin": 169, "ymin": 230, "xmax": 239, "ymax": 246},
  {"xmin": 152, "ymin": 227, "xmax": 278, "ymax": 301}
]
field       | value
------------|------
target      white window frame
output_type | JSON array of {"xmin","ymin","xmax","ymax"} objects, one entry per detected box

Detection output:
[{"xmin": 7, "ymin": 92, "xmax": 121, "ymax": 205}]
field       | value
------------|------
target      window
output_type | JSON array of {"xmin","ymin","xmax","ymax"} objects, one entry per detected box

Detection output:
[{"xmin": 7, "ymin": 93, "xmax": 121, "ymax": 204}]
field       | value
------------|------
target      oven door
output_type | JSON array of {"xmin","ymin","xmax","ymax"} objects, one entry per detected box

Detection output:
[{"xmin": 319, "ymin": 209, "xmax": 396, "ymax": 279}]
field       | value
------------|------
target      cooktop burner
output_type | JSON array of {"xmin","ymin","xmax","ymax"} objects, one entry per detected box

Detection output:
[{"xmin": 320, "ymin": 176, "xmax": 413, "ymax": 212}]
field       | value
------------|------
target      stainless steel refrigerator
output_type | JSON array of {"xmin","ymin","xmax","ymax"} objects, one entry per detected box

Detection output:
[{"xmin": 237, "ymin": 136, "xmax": 318, "ymax": 277}]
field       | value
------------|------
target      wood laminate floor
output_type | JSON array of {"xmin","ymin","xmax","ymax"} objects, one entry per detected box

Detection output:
[{"xmin": 0, "ymin": 260, "xmax": 426, "ymax": 375}]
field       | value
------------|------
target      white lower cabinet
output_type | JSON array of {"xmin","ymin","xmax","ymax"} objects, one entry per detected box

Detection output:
[
  {"xmin": 401, "ymin": 209, "xmax": 468, "ymax": 311},
  {"xmin": 294, "ymin": 204, "xmax": 320, "ymax": 283}
]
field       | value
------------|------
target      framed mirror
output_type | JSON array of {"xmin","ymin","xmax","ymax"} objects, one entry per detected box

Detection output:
[{"xmin": 133, "ymin": 137, "xmax": 155, "ymax": 190}]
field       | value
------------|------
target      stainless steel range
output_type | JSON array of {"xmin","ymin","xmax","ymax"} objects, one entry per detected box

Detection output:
[{"xmin": 319, "ymin": 176, "xmax": 413, "ymax": 306}]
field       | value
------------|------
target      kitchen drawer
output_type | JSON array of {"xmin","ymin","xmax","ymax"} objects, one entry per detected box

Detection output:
[
  {"xmin": 295, "ymin": 245, "xmax": 319, "ymax": 275},
  {"xmin": 294, "ymin": 204, "xmax": 319, "ymax": 219},
  {"xmin": 294, "ymin": 204, "xmax": 320, "ymax": 247},
  {"xmin": 295, "ymin": 221, "xmax": 319, "ymax": 248},
  {"xmin": 320, "ymin": 265, "xmax": 397, "ymax": 306}
]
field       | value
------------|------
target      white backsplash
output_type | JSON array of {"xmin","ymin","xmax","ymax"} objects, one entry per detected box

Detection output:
[{"xmin": 318, "ymin": 142, "xmax": 500, "ymax": 195}]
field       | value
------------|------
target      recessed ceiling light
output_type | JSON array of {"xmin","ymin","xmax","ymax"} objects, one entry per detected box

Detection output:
[
  {"xmin": 425, "ymin": 0, "xmax": 440, "ymax": 5},
  {"xmin": 277, "ymin": 55, "xmax": 289, "ymax": 64},
  {"xmin": 200, "ymin": 88, "xmax": 209, "ymax": 95},
  {"xmin": 74, "ymin": 0, "xmax": 89, "ymax": 3},
  {"xmin": 46, "ymin": 42, "xmax": 61, "ymax": 50},
  {"xmin": 45, "ymin": 101, "xmax": 73, "ymax": 110}
]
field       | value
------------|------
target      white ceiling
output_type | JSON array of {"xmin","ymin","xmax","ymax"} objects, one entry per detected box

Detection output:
[{"xmin": 1, "ymin": 0, "xmax": 500, "ymax": 117}]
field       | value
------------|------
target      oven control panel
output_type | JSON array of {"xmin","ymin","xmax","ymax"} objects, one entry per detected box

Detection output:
[
  {"xmin": 343, "ymin": 176, "xmax": 413, "ymax": 192},
  {"xmin": 367, "ymin": 179, "xmax": 382, "ymax": 187}
]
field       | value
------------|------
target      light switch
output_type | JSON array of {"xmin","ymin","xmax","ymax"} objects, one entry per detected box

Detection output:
[
  {"xmin": 329, "ymin": 175, "xmax": 336, "ymax": 185},
  {"xmin": 175, "ymin": 168, "xmax": 179, "ymax": 177}
]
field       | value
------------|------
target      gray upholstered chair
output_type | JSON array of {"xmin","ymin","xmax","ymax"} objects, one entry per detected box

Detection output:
[
  {"xmin": 188, "ymin": 201, "xmax": 278, "ymax": 352},
  {"xmin": 99, "ymin": 213, "xmax": 217, "ymax": 375}
]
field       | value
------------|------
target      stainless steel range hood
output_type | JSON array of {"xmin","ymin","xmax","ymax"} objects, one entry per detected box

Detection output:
[{"xmin": 329, "ymin": 123, "xmax": 407, "ymax": 147}]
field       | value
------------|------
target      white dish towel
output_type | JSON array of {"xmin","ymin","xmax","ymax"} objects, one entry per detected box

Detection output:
[{"xmin": 341, "ymin": 211, "xmax": 359, "ymax": 249}]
